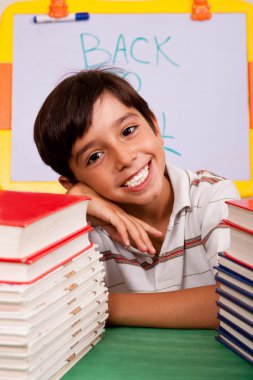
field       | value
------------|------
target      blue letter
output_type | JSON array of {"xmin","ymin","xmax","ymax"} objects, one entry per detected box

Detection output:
[
  {"xmin": 80, "ymin": 33, "xmax": 111, "ymax": 68},
  {"xmin": 130, "ymin": 37, "xmax": 150, "ymax": 64},
  {"xmin": 113, "ymin": 34, "xmax": 128, "ymax": 64},
  {"xmin": 161, "ymin": 112, "xmax": 181, "ymax": 156},
  {"xmin": 154, "ymin": 36, "xmax": 179, "ymax": 67}
]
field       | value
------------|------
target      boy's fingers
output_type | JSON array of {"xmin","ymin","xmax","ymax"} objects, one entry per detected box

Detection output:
[
  {"xmin": 138, "ymin": 229, "xmax": 157, "ymax": 254},
  {"xmin": 88, "ymin": 199, "xmax": 161, "ymax": 254},
  {"xmin": 107, "ymin": 211, "xmax": 147, "ymax": 252},
  {"xmin": 98, "ymin": 213, "xmax": 157, "ymax": 255},
  {"xmin": 130, "ymin": 224, "xmax": 156, "ymax": 254},
  {"xmin": 131, "ymin": 217, "xmax": 162, "ymax": 236},
  {"xmin": 115, "ymin": 214, "xmax": 155, "ymax": 254},
  {"xmin": 109, "ymin": 215, "xmax": 131, "ymax": 247}
]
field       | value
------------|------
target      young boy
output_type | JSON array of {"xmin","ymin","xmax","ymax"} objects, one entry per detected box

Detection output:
[{"xmin": 34, "ymin": 69, "xmax": 240, "ymax": 328}]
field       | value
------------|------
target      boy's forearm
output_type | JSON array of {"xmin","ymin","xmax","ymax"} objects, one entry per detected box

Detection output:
[{"xmin": 107, "ymin": 284, "xmax": 219, "ymax": 329}]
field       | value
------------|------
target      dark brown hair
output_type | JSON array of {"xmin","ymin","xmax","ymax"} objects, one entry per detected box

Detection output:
[{"xmin": 34, "ymin": 68, "xmax": 155, "ymax": 182}]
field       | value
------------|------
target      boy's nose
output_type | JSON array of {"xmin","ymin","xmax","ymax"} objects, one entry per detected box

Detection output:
[{"xmin": 113, "ymin": 145, "xmax": 137, "ymax": 170}]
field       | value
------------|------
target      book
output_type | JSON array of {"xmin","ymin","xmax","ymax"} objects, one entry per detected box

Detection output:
[
  {"xmin": 218, "ymin": 252, "xmax": 253, "ymax": 281},
  {"xmin": 217, "ymin": 300, "xmax": 253, "ymax": 328},
  {"xmin": 215, "ymin": 265, "xmax": 253, "ymax": 296},
  {"xmin": 217, "ymin": 289, "xmax": 253, "ymax": 318},
  {"xmin": 216, "ymin": 334, "xmax": 253, "ymax": 365},
  {"xmin": 219, "ymin": 321, "xmax": 253, "ymax": 349},
  {"xmin": 51, "ymin": 333, "xmax": 104, "ymax": 380},
  {"xmin": 0, "ymin": 190, "xmax": 109, "ymax": 378},
  {"xmin": 218, "ymin": 309, "xmax": 253, "ymax": 335},
  {"xmin": 217, "ymin": 325, "xmax": 253, "ymax": 352},
  {"xmin": 216, "ymin": 294, "xmax": 253, "ymax": 327},
  {"xmin": 0, "ymin": 325, "xmax": 105, "ymax": 380},
  {"xmin": 218, "ymin": 282, "xmax": 253, "ymax": 307},
  {"xmin": 0, "ymin": 274, "xmax": 106, "ymax": 329},
  {"xmin": 218, "ymin": 312, "xmax": 253, "ymax": 338},
  {"xmin": 0, "ymin": 190, "xmax": 90, "ymax": 260},
  {"xmin": 226, "ymin": 199, "xmax": 253, "ymax": 231},
  {"xmin": 0, "ymin": 252, "xmax": 104, "ymax": 320},
  {"xmin": 0, "ymin": 246, "xmax": 102, "ymax": 304},
  {"xmin": 0, "ymin": 244, "xmax": 108, "ymax": 379},
  {"xmin": 216, "ymin": 287, "xmax": 253, "ymax": 313},
  {"xmin": 0, "ymin": 304, "xmax": 108, "ymax": 367},
  {"xmin": 223, "ymin": 219, "xmax": 253, "ymax": 268},
  {"xmin": 0, "ymin": 297, "xmax": 107, "ymax": 349},
  {"xmin": 0, "ymin": 225, "xmax": 92, "ymax": 284}
]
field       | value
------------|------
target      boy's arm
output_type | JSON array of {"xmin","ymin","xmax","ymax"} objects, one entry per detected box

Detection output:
[
  {"xmin": 107, "ymin": 284, "xmax": 219, "ymax": 329},
  {"xmin": 64, "ymin": 182, "xmax": 162, "ymax": 255}
]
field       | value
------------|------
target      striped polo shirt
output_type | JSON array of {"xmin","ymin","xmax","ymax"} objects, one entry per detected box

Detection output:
[{"xmin": 90, "ymin": 164, "xmax": 240, "ymax": 293}]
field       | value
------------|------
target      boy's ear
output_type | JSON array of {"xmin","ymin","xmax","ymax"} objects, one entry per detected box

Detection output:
[
  {"xmin": 151, "ymin": 116, "xmax": 164, "ymax": 142},
  {"xmin": 58, "ymin": 176, "xmax": 74, "ymax": 191},
  {"xmin": 151, "ymin": 116, "xmax": 160, "ymax": 135}
]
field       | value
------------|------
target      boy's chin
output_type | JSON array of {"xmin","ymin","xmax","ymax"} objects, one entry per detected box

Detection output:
[{"xmin": 122, "ymin": 190, "xmax": 163, "ymax": 205}]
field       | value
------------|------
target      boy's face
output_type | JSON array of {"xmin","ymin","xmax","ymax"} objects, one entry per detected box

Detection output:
[{"xmin": 68, "ymin": 92, "xmax": 166, "ymax": 205}]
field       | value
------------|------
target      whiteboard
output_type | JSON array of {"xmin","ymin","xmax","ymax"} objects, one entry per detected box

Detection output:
[{"xmin": 12, "ymin": 13, "xmax": 249, "ymax": 181}]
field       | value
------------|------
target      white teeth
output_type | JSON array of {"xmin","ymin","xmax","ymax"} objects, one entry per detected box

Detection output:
[{"xmin": 124, "ymin": 165, "xmax": 149, "ymax": 188}]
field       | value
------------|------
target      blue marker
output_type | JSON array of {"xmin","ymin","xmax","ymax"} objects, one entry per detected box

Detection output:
[{"xmin": 33, "ymin": 12, "xmax": 90, "ymax": 24}]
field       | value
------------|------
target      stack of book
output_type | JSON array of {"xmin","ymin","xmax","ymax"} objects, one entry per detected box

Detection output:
[
  {"xmin": 215, "ymin": 199, "xmax": 253, "ymax": 365},
  {"xmin": 0, "ymin": 190, "xmax": 108, "ymax": 379}
]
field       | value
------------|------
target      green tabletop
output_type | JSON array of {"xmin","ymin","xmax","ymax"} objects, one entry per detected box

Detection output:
[{"xmin": 62, "ymin": 327, "xmax": 253, "ymax": 380}]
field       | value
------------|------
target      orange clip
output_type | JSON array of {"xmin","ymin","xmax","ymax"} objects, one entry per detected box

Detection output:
[
  {"xmin": 48, "ymin": 0, "xmax": 69, "ymax": 18},
  {"xmin": 191, "ymin": 0, "xmax": 212, "ymax": 21}
]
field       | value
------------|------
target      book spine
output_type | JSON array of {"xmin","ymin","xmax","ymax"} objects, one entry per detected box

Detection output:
[
  {"xmin": 224, "ymin": 252, "xmax": 253, "ymax": 271},
  {"xmin": 223, "ymin": 219, "xmax": 253, "ymax": 235},
  {"xmin": 216, "ymin": 274, "xmax": 253, "ymax": 299},
  {"xmin": 217, "ymin": 301, "xmax": 253, "ymax": 327},
  {"xmin": 216, "ymin": 288, "xmax": 253, "ymax": 313}
]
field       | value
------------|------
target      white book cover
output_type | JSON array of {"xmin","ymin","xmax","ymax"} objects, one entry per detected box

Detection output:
[
  {"xmin": 0, "ymin": 244, "xmax": 104, "ymax": 303},
  {"xmin": 0, "ymin": 310, "xmax": 108, "ymax": 368},
  {"xmin": 0, "ymin": 227, "xmax": 93, "ymax": 284},
  {"xmin": 0, "ymin": 252, "xmax": 104, "ymax": 313},
  {"xmin": 0, "ymin": 325, "xmax": 105, "ymax": 379},
  {"xmin": 0, "ymin": 280, "xmax": 107, "ymax": 329},
  {"xmin": 0, "ymin": 269, "xmax": 105, "ymax": 319},
  {"xmin": 0, "ymin": 286, "xmax": 108, "ymax": 345}
]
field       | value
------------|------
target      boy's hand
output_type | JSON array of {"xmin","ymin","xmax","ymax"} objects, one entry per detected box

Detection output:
[{"xmin": 65, "ymin": 183, "xmax": 162, "ymax": 255}]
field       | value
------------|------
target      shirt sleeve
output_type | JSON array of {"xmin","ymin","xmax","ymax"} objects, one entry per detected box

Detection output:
[
  {"xmin": 197, "ymin": 178, "xmax": 240, "ymax": 274},
  {"xmin": 89, "ymin": 226, "xmax": 111, "ymax": 251}
]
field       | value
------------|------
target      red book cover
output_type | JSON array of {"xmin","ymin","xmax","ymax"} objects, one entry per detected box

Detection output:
[
  {"xmin": 224, "ymin": 251, "xmax": 253, "ymax": 271},
  {"xmin": 0, "ymin": 224, "xmax": 93, "ymax": 263},
  {"xmin": 223, "ymin": 220, "xmax": 253, "ymax": 268},
  {"xmin": 0, "ymin": 190, "xmax": 90, "ymax": 259},
  {"xmin": 0, "ymin": 243, "xmax": 94, "ymax": 285},
  {"xmin": 223, "ymin": 219, "xmax": 253, "ymax": 235},
  {"xmin": 225, "ymin": 199, "xmax": 253, "ymax": 232},
  {"xmin": 226, "ymin": 199, "xmax": 253, "ymax": 213},
  {"xmin": 0, "ymin": 225, "xmax": 94, "ymax": 284},
  {"xmin": 0, "ymin": 190, "xmax": 89, "ymax": 227}
]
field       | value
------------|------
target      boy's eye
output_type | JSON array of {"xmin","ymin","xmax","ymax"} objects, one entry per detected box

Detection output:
[
  {"xmin": 122, "ymin": 126, "xmax": 137, "ymax": 137},
  {"xmin": 87, "ymin": 152, "xmax": 103, "ymax": 165}
]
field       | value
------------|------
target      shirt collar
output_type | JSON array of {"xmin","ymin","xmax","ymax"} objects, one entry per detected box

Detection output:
[{"xmin": 165, "ymin": 163, "xmax": 192, "ymax": 217}]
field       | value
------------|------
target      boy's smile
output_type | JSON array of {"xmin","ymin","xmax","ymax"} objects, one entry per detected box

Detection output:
[
  {"xmin": 123, "ymin": 163, "xmax": 149, "ymax": 188},
  {"xmin": 69, "ymin": 92, "xmax": 170, "ymax": 209}
]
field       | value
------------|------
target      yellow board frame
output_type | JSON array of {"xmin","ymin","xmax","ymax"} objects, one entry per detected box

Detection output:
[{"xmin": 0, "ymin": 0, "xmax": 253, "ymax": 195}]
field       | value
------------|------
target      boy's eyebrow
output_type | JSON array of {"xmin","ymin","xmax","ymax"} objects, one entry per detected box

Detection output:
[
  {"xmin": 75, "ymin": 140, "xmax": 97, "ymax": 164},
  {"xmin": 112, "ymin": 112, "xmax": 138, "ymax": 127},
  {"xmin": 75, "ymin": 112, "xmax": 139, "ymax": 164}
]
